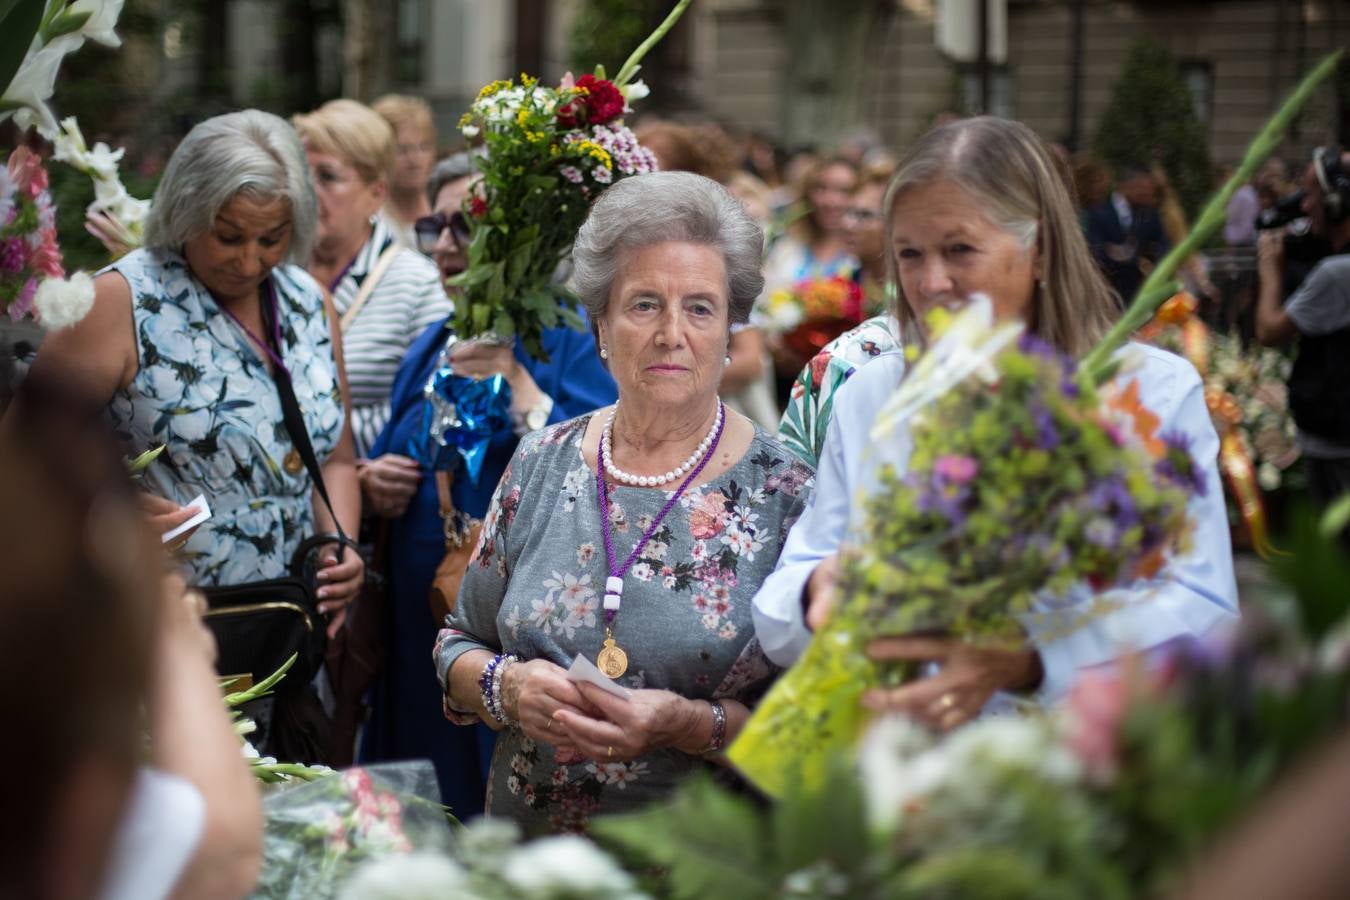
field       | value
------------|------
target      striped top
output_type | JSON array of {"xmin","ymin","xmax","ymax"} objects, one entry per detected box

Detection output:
[{"xmin": 331, "ymin": 215, "xmax": 451, "ymax": 456}]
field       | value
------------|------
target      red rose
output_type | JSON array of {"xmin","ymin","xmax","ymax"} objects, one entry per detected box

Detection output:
[
  {"xmin": 469, "ymin": 196, "xmax": 488, "ymax": 217},
  {"xmin": 558, "ymin": 74, "xmax": 626, "ymax": 128}
]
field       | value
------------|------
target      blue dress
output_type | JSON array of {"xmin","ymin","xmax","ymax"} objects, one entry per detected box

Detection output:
[{"xmin": 360, "ymin": 315, "xmax": 617, "ymax": 817}]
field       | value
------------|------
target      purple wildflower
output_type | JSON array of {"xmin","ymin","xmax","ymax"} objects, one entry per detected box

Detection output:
[
  {"xmin": 1029, "ymin": 403, "xmax": 1060, "ymax": 451},
  {"xmin": 1155, "ymin": 430, "xmax": 1207, "ymax": 497}
]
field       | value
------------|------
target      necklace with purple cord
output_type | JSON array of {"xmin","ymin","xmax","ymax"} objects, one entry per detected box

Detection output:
[{"xmin": 594, "ymin": 401, "xmax": 727, "ymax": 678}]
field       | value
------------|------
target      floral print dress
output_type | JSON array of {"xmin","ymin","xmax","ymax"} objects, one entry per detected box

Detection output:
[
  {"xmin": 105, "ymin": 248, "xmax": 343, "ymax": 585},
  {"xmin": 435, "ymin": 415, "xmax": 814, "ymax": 834}
]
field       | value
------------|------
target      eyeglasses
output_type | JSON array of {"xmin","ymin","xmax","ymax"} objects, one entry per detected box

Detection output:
[
  {"xmin": 414, "ymin": 211, "xmax": 472, "ymax": 255},
  {"xmin": 842, "ymin": 207, "xmax": 882, "ymax": 224}
]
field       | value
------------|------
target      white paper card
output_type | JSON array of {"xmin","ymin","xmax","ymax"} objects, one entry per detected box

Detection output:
[
  {"xmin": 566, "ymin": 654, "xmax": 632, "ymax": 699},
  {"xmin": 161, "ymin": 494, "xmax": 211, "ymax": 544}
]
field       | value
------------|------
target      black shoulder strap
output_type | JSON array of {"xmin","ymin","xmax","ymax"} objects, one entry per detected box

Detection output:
[{"xmin": 260, "ymin": 281, "xmax": 351, "ymax": 556}]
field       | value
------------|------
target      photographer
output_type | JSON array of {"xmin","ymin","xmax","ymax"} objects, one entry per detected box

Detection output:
[{"xmin": 1256, "ymin": 146, "xmax": 1350, "ymax": 508}]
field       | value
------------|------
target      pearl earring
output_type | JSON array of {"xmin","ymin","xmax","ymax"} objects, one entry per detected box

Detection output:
[
  {"xmin": 724, "ymin": 355, "xmax": 732, "ymax": 365},
  {"xmin": 600, "ymin": 347, "xmax": 609, "ymax": 360}
]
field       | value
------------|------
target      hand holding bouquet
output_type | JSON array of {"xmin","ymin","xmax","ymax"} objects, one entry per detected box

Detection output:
[{"xmin": 730, "ymin": 299, "xmax": 1200, "ymax": 796}]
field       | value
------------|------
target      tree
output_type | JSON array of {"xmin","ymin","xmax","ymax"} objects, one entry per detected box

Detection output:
[{"xmin": 1094, "ymin": 40, "xmax": 1212, "ymax": 218}]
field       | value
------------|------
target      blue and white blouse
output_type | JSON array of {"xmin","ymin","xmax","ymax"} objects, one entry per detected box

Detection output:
[{"xmin": 106, "ymin": 248, "xmax": 344, "ymax": 585}]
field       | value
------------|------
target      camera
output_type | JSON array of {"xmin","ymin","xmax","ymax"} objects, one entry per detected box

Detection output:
[{"xmin": 1256, "ymin": 190, "xmax": 1307, "ymax": 231}]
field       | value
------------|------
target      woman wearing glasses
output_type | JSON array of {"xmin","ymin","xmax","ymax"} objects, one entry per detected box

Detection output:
[{"xmin": 359, "ymin": 152, "xmax": 617, "ymax": 817}]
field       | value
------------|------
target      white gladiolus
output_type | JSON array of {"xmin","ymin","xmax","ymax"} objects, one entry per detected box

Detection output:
[
  {"xmin": 69, "ymin": 0, "xmax": 125, "ymax": 48},
  {"xmin": 620, "ymin": 79, "xmax": 650, "ymax": 102},
  {"xmin": 51, "ymin": 117, "xmax": 149, "ymax": 247},
  {"xmin": 33, "ymin": 272, "xmax": 95, "ymax": 331},
  {"xmin": 2, "ymin": 44, "xmax": 67, "ymax": 137}
]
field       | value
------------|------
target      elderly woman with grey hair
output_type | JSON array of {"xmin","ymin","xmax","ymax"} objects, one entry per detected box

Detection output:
[
  {"xmin": 28, "ymin": 109, "xmax": 364, "ymax": 625},
  {"xmin": 432, "ymin": 171, "xmax": 814, "ymax": 833}
]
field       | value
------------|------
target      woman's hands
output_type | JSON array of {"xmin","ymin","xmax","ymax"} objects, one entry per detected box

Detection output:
[
  {"xmin": 449, "ymin": 341, "xmax": 547, "ymax": 417},
  {"xmin": 357, "ymin": 453, "xmax": 421, "ymax": 518},
  {"xmin": 140, "ymin": 493, "xmax": 201, "ymax": 544},
  {"xmin": 553, "ymin": 683, "xmax": 712, "ymax": 762},
  {"xmin": 804, "ymin": 553, "xmax": 840, "ymax": 631},
  {"xmin": 499, "ymin": 659, "xmax": 601, "ymax": 748},
  {"xmin": 861, "ymin": 635, "xmax": 1043, "ymax": 732},
  {"xmin": 316, "ymin": 544, "xmax": 364, "ymax": 637}
]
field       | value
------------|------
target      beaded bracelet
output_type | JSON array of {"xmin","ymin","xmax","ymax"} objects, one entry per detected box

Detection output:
[
  {"xmin": 479, "ymin": 653, "xmax": 518, "ymax": 724},
  {"xmin": 699, "ymin": 700, "xmax": 727, "ymax": 755}
]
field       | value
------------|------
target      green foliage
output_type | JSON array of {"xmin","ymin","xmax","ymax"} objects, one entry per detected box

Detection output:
[
  {"xmin": 1093, "ymin": 40, "xmax": 1212, "ymax": 218},
  {"xmin": 569, "ymin": 0, "xmax": 660, "ymax": 80}
]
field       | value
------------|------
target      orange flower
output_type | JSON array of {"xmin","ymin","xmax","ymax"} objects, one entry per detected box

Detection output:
[
  {"xmin": 1156, "ymin": 292, "xmax": 1198, "ymax": 326},
  {"xmin": 1106, "ymin": 380, "xmax": 1164, "ymax": 457}
]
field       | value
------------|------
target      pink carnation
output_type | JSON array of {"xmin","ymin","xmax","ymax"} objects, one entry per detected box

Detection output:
[{"xmin": 933, "ymin": 454, "xmax": 978, "ymax": 484}]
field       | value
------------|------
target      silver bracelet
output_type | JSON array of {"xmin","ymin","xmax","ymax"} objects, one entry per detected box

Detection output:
[{"xmin": 699, "ymin": 700, "xmax": 727, "ymax": 755}]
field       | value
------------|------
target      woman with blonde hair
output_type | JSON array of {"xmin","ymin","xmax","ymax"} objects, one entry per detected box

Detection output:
[
  {"xmin": 292, "ymin": 99, "xmax": 450, "ymax": 464},
  {"xmin": 753, "ymin": 116, "xmax": 1238, "ymax": 729},
  {"xmin": 372, "ymin": 93, "xmax": 438, "ymax": 247}
]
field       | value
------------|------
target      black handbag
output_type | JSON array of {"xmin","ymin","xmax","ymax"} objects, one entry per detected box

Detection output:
[{"xmin": 199, "ymin": 284, "xmax": 357, "ymax": 761}]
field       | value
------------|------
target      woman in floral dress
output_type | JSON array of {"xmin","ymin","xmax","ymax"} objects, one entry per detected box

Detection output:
[{"xmin": 435, "ymin": 172, "xmax": 814, "ymax": 833}]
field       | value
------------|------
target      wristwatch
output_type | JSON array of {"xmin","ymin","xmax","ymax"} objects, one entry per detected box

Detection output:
[{"xmin": 515, "ymin": 396, "xmax": 554, "ymax": 435}]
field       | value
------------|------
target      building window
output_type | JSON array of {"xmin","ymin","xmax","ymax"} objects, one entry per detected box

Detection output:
[
  {"xmin": 397, "ymin": 0, "xmax": 426, "ymax": 84},
  {"xmin": 1180, "ymin": 59, "xmax": 1213, "ymax": 126},
  {"xmin": 961, "ymin": 65, "xmax": 1014, "ymax": 118}
]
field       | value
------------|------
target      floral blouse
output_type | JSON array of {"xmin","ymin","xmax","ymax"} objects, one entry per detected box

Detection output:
[
  {"xmin": 434, "ymin": 415, "xmax": 814, "ymax": 834},
  {"xmin": 777, "ymin": 313, "xmax": 901, "ymax": 467},
  {"xmin": 105, "ymin": 249, "xmax": 343, "ymax": 585}
]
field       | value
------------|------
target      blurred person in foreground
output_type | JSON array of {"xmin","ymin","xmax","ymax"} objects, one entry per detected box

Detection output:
[
  {"xmin": 358, "ymin": 152, "xmax": 616, "ymax": 816},
  {"xmin": 1255, "ymin": 145, "xmax": 1350, "ymax": 510},
  {"xmin": 372, "ymin": 94, "xmax": 438, "ymax": 248},
  {"xmin": 753, "ymin": 117, "xmax": 1237, "ymax": 729},
  {"xmin": 778, "ymin": 161, "xmax": 901, "ymax": 467},
  {"xmin": 0, "ymin": 384, "xmax": 261, "ymax": 900}
]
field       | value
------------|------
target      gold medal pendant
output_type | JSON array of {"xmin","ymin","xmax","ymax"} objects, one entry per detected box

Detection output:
[
  {"xmin": 283, "ymin": 448, "xmax": 304, "ymax": 475},
  {"xmin": 597, "ymin": 636, "xmax": 628, "ymax": 679}
]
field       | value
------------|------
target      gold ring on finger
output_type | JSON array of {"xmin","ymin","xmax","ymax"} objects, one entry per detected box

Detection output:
[
  {"xmin": 939, "ymin": 693, "xmax": 956, "ymax": 710},
  {"xmin": 607, "ymin": 745, "xmax": 613, "ymax": 758}
]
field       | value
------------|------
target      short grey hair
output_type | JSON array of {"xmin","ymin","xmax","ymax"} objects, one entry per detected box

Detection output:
[
  {"xmin": 145, "ymin": 109, "xmax": 317, "ymax": 264},
  {"xmin": 426, "ymin": 150, "xmax": 482, "ymax": 206},
  {"xmin": 572, "ymin": 171, "xmax": 764, "ymax": 326}
]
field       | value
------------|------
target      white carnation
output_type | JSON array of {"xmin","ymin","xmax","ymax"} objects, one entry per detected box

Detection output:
[
  {"xmin": 338, "ymin": 853, "xmax": 474, "ymax": 900},
  {"xmin": 499, "ymin": 835, "xmax": 647, "ymax": 898},
  {"xmin": 34, "ymin": 273, "xmax": 96, "ymax": 331}
]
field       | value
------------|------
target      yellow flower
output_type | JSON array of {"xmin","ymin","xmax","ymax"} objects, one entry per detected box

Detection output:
[
  {"xmin": 521, "ymin": 73, "xmax": 537, "ymax": 89},
  {"xmin": 458, "ymin": 112, "xmax": 472, "ymax": 129},
  {"xmin": 476, "ymin": 79, "xmax": 513, "ymax": 102},
  {"xmin": 568, "ymin": 138, "xmax": 612, "ymax": 169}
]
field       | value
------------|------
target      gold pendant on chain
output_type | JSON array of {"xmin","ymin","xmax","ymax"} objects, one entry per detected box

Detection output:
[{"xmin": 596, "ymin": 636, "xmax": 628, "ymax": 679}]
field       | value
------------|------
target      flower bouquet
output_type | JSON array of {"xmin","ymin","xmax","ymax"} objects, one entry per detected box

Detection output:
[
  {"xmin": 1140, "ymin": 292, "xmax": 1300, "ymax": 555},
  {"xmin": 415, "ymin": 0, "xmax": 684, "ymax": 483},
  {"xmin": 730, "ymin": 298, "xmax": 1200, "ymax": 797},
  {"xmin": 761, "ymin": 274, "xmax": 867, "ymax": 360},
  {"xmin": 727, "ymin": 48, "xmax": 1341, "ymax": 798},
  {"xmin": 2, "ymin": 147, "xmax": 94, "ymax": 328},
  {"xmin": 253, "ymin": 761, "xmax": 455, "ymax": 900}
]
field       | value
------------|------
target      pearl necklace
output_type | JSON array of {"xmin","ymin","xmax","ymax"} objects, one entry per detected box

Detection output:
[{"xmin": 601, "ymin": 401, "xmax": 725, "ymax": 487}]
